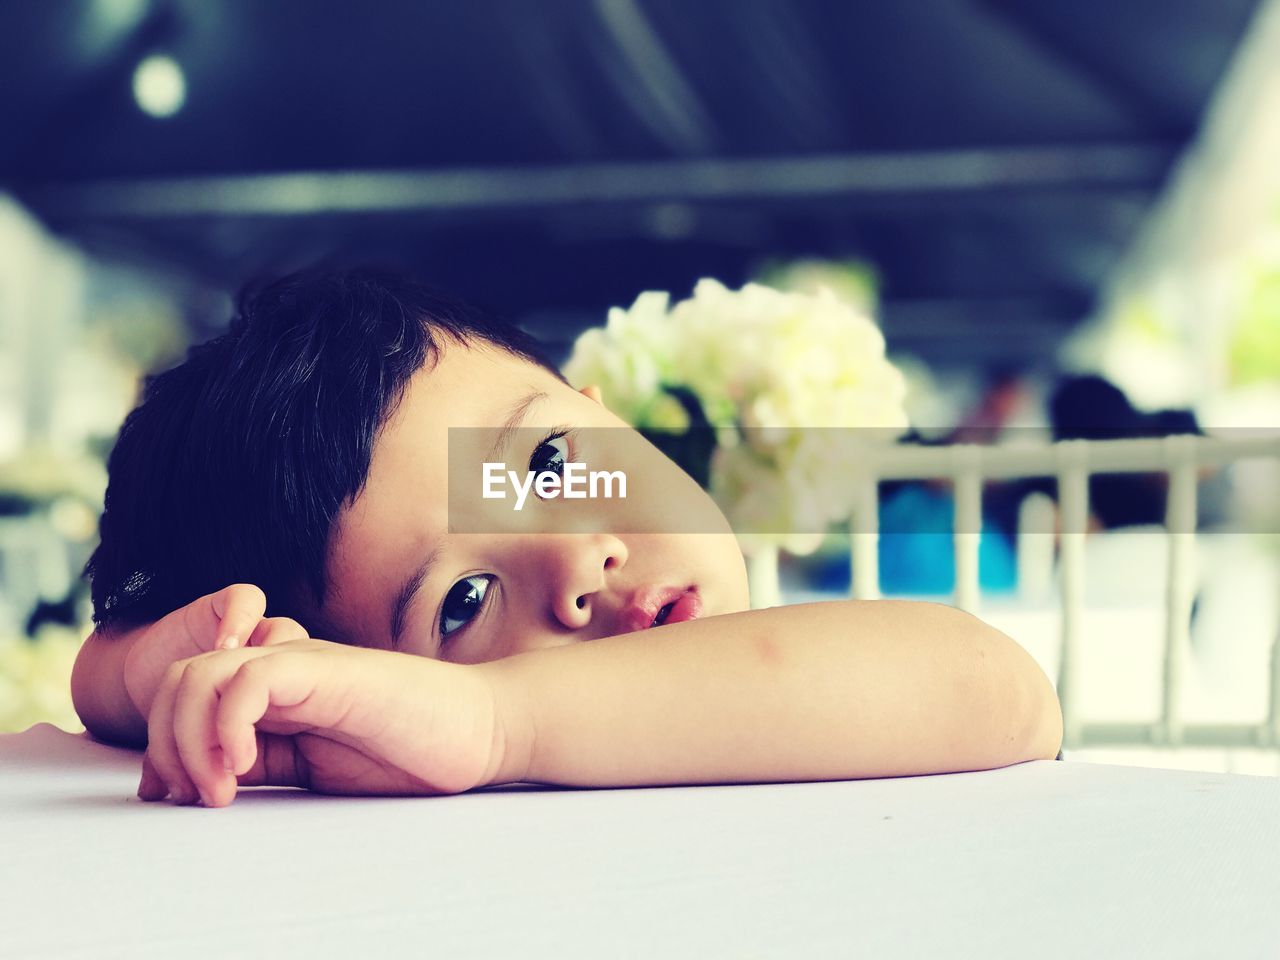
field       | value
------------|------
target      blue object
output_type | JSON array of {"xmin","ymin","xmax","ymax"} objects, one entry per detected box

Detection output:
[
  {"xmin": 809, "ymin": 484, "xmax": 1018, "ymax": 596},
  {"xmin": 877, "ymin": 485, "xmax": 1016, "ymax": 595}
]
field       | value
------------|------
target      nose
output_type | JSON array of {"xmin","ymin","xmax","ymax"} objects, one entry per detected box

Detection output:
[{"xmin": 544, "ymin": 533, "xmax": 629, "ymax": 631}]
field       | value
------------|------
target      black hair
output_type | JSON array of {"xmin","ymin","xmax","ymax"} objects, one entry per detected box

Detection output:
[
  {"xmin": 85, "ymin": 266, "xmax": 564, "ymax": 634},
  {"xmin": 1048, "ymin": 375, "xmax": 1141, "ymax": 441},
  {"xmin": 1047, "ymin": 374, "xmax": 1202, "ymax": 529}
]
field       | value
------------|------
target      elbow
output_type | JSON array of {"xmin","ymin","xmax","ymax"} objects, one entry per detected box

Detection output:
[
  {"xmin": 962, "ymin": 609, "xmax": 1063, "ymax": 765},
  {"xmin": 70, "ymin": 628, "xmax": 146, "ymax": 749},
  {"xmin": 1021, "ymin": 668, "xmax": 1064, "ymax": 761},
  {"xmin": 70, "ymin": 630, "xmax": 115, "ymax": 744},
  {"xmin": 1009, "ymin": 634, "xmax": 1063, "ymax": 763},
  {"xmin": 69, "ymin": 630, "xmax": 99, "ymax": 729}
]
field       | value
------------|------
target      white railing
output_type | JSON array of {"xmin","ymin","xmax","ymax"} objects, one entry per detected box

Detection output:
[{"xmin": 753, "ymin": 433, "xmax": 1280, "ymax": 752}]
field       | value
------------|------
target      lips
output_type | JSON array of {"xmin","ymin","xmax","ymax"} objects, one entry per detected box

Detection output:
[{"xmin": 619, "ymin": 586, "xmax": 702, "ymax": 634}]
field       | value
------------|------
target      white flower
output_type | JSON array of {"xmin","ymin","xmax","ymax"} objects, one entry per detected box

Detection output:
[
  {"xmin": 563, "ymin": 292, "xmax": 692, "ymax": 430},
  {"xmin": 564, "ymin": 276, "xmax": 910, "ymax": 550},
  {"xmin": 0, "ymin": 627, "xmax": 85, "ymax": 734}
]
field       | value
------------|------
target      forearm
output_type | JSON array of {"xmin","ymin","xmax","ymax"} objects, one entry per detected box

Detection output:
[
  {"xmin": 70, "ymin": 626, "xmax": 148, "ymax": 748},
  {"xmin": 481, "ymin": 600, "xmax": 1062, "ymax": 788}
]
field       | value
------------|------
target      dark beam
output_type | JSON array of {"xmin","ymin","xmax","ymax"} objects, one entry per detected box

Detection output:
[{"xmin": 15, "ymin": 143, "xmax": 1175, "ymax": 220}]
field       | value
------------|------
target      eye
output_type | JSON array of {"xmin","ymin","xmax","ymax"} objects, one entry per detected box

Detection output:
[
  {"xmin": 529, "ymin": 431, "xmax": 570, "ymax": 478},
  {"xmin": 440, "ymin": 575, "xmax": 493, "ymax": 639}
]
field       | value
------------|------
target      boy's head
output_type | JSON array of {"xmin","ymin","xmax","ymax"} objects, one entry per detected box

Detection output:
[{"xmin": 87, "ymin": 267, "xmax": 749, "ymax": 661}]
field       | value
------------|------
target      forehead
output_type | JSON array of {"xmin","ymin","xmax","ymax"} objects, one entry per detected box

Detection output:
[{"xmin": 322, "ymin": 342, "xmax": 558, "ymax": 646}]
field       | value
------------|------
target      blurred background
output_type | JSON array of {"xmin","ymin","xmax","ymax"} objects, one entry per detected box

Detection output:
[{"xmin": 1, "ymin": 1, "xmax": 1278, "ymax": 770}]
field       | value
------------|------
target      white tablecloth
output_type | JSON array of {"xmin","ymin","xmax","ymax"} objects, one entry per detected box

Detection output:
[{"xmin": 3, "ymin": 723, "xmax": 1279, "ymax": 959}]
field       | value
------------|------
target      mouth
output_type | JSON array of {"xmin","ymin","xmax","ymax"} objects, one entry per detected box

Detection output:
[
  {"xmin": 651, "ymin": 601, "xmax": 676, "ymax": 627},
  {"xmin": 621, "ymin": 586, "xmax": 703, "ymax": 634},
  {"xmin": 650, "ymin": 590, "xmax": 702, "ymax": 627}
]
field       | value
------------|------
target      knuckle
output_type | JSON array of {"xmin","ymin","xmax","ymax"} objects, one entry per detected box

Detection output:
[
  {"xmin": 174, "ymin": 662, "xmax": 205, "ymax": 696},
  {"xmin": 237, "ymin": 657, "xmax": 269, "ymax": 683},
  {"xmin": 264, "ymin": 617, "xmax": 307, "ymax": 642},
  {"xmin": 186, "ymin": 652, "xmax": 221, "ymax": 680}
]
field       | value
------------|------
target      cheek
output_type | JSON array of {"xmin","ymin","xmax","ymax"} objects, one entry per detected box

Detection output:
[
  {"xmin": 595, "ymin": 437, "xmax": 731, "ymax": 536},
  {"xmin": 701, "ymin": 533, "xmax": 751, "ymax": 610},
  {"xmin": 723, "ymin": 538, "xmax": 751, "ymax": 608}
]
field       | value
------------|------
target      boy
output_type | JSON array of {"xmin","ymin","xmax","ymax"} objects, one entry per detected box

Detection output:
[{"xmin": 71, "ymin": 267, "xmax": 1063, "ymax": 807}]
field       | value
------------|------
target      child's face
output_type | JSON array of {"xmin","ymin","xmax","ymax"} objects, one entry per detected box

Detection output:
[{"xmin": 319, "ymin": 340, "xmax": 750, "ymax": 662}]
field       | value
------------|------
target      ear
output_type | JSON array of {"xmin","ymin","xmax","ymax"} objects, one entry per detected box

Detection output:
[{"xmin": 579, "ymin": 384, "xmax": 604, "ymax": 405}]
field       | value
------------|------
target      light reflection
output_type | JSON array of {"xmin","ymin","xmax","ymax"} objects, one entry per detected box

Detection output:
[{"xmin": 132, "ymin": 54, "xmax": 186, "ymax": 118}]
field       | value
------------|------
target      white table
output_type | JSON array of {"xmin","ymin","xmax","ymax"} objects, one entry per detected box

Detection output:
[{"xmin": 4, "ymin": 723, "xmax": 1280, "ymax": 959}]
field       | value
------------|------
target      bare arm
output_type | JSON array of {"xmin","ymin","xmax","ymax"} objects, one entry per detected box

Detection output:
[
  {"xmin": 481, "ymin": 599, "xmax": 1062, "ymax": 787},
  {"xmin": 70, "ymin": 585, "xmax": 308, "ymax": 750},
  {"xmin": 134, "ymin": 598, "xmax": 1061, "ymax": 806}
]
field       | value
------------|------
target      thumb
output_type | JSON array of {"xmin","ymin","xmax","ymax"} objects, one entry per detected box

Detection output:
[
  {"xmin": 232, "ymin": 731, "xmax": 309, "ymax": 790},
  {"xmin": 208, "ymin": 584, "xmax": 268, "ymax": 651}
]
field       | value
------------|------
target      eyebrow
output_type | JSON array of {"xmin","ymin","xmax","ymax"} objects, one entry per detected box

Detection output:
[
  {"xmin": 387, "ymin": 389, "xmax": 549, "ymax": 651},
  {"xmin": 389, "ymin": 542, "xmax": 442, "ymax": 651},
  {"xmin": 484, "ymin": 390, "xmax": 549, "ymax": 465}
]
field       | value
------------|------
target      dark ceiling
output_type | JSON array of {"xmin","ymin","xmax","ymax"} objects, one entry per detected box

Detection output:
[{"xmin": 0, "ymin": 0, "xmax": 1265, "ymax": 366}]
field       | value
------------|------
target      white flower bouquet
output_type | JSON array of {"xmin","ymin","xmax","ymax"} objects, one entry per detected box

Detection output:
[
  {"xmin": 564, "ymin": 278, "xmax": 909, "ymax": 554},
  {"xmin": 0, "ymin": 626, "xmax": 84, "ymax": 734}
]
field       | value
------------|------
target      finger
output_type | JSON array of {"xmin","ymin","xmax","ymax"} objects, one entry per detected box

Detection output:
[
  {"xmin": 206, "ymin": 583, "xmax": 268, "ymax": 651},
  {"xmin": 216, "ymin": 656, "xmax": 323, "ymax": 777},
  {"xmin": 172, "ymin": 656, "xmax": 239, "ymax": 807},
  {"xmin": 215, "ymin": 660, "xmax": 272, "ymax": 778},
  {"xmin": 145, "ymin": 664, "xmax": 202, "ymax": 805},
  {"xmin": 246, "ymin": 616, "xmax": 309, "ymax": 648},
  {"xmin": 137, "ymin": 752, "xmax": 168, "ymax": 801},
  {"xmin": 232, "ymin": 730, "xmax": 307, "ymax": 790}
]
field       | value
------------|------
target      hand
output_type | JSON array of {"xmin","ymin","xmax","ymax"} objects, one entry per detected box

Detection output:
[
  {"xmin": 122, "ymin": 584, "xmax": 308, "ymax": 725},
  {"xmin": 137, "ymin": 639, "xmax": 511, "ymax": 807}
]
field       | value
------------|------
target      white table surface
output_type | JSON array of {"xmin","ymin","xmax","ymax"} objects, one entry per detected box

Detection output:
[{"xmin": 3, "ymin": 723, "xmax": 1280, "ymax": 959}]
